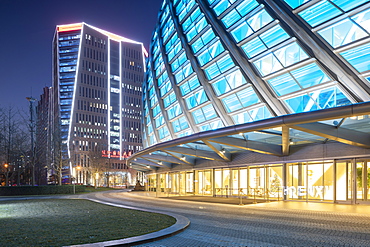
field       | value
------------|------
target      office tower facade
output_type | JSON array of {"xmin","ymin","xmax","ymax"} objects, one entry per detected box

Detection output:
[
  {"xmin": 53, "ymin": 23, "xmax": 145, "ymax": 185},
  {"xmin": 129, "ymin": 0, "xmax": 370, "ymax": 204},
  {"xmin": 36, "ymin": 87, "xmax": 53, "ymax": 185}
]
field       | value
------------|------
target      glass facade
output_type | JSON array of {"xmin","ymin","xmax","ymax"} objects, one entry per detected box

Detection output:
[
  {"xmin": 142, "ymin": 0, "xmax": 370, "ymax": 148},
  {"xmin": 146, "ymin": 159, "xmax": 370, "ymax": 203},
  {"xmin": 135, "ymin": 1, "xmax": 370, "ymax": 204},
  {"xmin": 54, "ymin": 23, "xmax": 145, "ymax": 184}
]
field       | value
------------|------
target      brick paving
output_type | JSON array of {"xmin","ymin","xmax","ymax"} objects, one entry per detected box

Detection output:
[{"xmin": 86, "ymin": 191, "xmax": 370, "ymax": 247}]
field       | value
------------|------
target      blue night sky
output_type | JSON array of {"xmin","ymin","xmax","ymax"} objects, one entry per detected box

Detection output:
[{"xmin": 0, "ymin": 0, "xmax": 163, "ymax": 111}]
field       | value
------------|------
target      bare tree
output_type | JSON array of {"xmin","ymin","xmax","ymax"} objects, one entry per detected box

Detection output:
[
  {"xmin": 87, "ymin": 142, "xmax": 109, "ymax": 188},
  {"xmin": 0, "ymin": 105, "xmax": 31, "ymax": 186}
]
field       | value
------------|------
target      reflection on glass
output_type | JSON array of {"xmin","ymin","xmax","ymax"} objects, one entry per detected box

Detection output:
[{"xmin": 336, "ymin": 161, "xmax": 349, "ymax": 201}]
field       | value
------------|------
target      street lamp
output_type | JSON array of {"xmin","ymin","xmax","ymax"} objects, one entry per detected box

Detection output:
[{"xmin": 4, "ymin": 164, "xmax": 9, "ymax": 186}]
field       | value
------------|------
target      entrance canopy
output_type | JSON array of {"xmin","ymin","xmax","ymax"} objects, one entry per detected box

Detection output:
[{"xmin": 128, "ymin": 102, "xmax": 370, "ymax": 172}]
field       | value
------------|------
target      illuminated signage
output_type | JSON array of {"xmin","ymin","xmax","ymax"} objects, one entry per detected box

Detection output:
[
  {"xmin": 101, "ymin": 150, "xmax": 132, "ymax": 159},
  {"xmin": 283, "ymin": 186, "xmax": 333, "ymax": 198},
  {"xmin": 58, "ymin": 24, "xmax": 83, "ymax": 32}
]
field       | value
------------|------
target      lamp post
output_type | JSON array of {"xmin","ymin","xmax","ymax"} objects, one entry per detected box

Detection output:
[{"xmin": 4, "ymin": 164, "xmax": 9, "ymax": 186}]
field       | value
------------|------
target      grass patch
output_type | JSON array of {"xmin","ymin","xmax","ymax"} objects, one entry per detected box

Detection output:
[{"xmin": 0, "ymin": 199, "xmax": 176, "ymax": 246}]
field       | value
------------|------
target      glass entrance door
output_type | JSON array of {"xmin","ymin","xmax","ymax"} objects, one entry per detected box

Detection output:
[
  {"xmin": 335, "ymin": 160, "xmax": 353, "ymax": 202},
  {"xmin": 356, "ymin": 161, "xmax": 370, "ymax": 203}
]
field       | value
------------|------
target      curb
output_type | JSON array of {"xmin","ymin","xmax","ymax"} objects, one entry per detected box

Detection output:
[{"xmin": 68, "ymin": 198, "xmax": 190, "ymax": 247}]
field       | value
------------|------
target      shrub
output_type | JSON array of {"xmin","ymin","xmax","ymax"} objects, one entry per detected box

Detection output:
[{"xmin": 0, "ymin": 185, "xmax": 86, "ymax": 196}]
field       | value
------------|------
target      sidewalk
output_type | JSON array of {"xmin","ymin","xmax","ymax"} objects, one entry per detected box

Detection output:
[{"xmin": 128, "ymin": 191, "xmax": 370, "ymax": 216}]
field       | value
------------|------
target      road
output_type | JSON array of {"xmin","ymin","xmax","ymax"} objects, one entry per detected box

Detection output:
[{"xmin": 84, "ymin": 191, "xmax": 370, "ymax": 247}]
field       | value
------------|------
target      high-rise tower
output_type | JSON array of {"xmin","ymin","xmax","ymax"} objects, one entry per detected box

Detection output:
[{"xmin": 53, "ymin": 23, "xmax": 145, "ymax": 185}]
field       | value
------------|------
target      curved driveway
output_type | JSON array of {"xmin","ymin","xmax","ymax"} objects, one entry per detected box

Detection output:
[{"xmin": 85, "ymin": 191, "xmax": 370, "ymax": 247}]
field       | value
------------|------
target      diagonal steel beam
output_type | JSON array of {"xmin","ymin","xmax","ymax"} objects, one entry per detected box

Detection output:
[
  {"xmin": 141, "ymin": 157, "xmax": 172, "ymax": 168},
  {"xmin": 209, "ymin": 137, "xmax": 282, "ymax": 156},
  {"xmin": 161, "ymin": 151, "xmax": 195, "ymax": 166},
  {"xmin": 164, "ymin": 146, "xmax": 226, "ymax": 161},
  {"xmin": 202, "ymin": 140, "xmax": 231, "ymax": 161},
  {"xmin": 291, "ymin": 122, "xmax": 370, "ymax": 148},
  {"xmin": 131, "ymin": 163, "xmax": 156, "ymax": 171},
  {"xmin": 141, "ymin": 154, "xmax": 189, "ymax": 165},
  {"xmin": 132, "ymin": 158, "xmax": 165, "ymax": 168}
]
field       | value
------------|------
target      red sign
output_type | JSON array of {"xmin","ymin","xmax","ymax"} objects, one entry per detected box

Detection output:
[{"xmin": 101, "ymin": 150, "xmax": 132, "ymax": 159}]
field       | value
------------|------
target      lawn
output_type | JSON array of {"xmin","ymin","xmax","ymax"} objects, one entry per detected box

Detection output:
[{"xmin": 0, "ymin": 199, "xmax": 176, "ymax": 246}]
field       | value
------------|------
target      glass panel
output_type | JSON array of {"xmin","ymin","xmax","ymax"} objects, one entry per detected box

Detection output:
[
  {"xmin": 250, "ymin": 167, "xmax": 265, "ymax": 198},
  {"xmin": 223, "ymin": 169, "xmax": 230, "ymax": 196},
  {"xmin": 192, "ymin": 108, "xmax": 206, "ymax": 124},
  {"xmin": 336, "ymin": 161, "xmax": 352, "ymax": 201},
  {"xmin": 203, "ymin": 104, "xmax": 218, "ymax": 120},
  {"xmin": 241, "ymin": 37, "xmax": 267, "ymax": 58},
  {"xmin": 312, "ymin": 86, "xmax": 352, "ymax": 109},
  {"xmin": 253, "ymin": 53, "xmax": 283, "ymax": 76},
  {"xmin": 232, "ymin": 111, "xmax": 252, "ymax": 124},
  {"xmin": 291, "ymin": 63, "xmax": 331, "ymax": 88},
  {"xmin": 222, "ymin": 94, "xmax": 243, "ymax": 112},
  {"xmin": 260, "ymin": 24, "xmax": 290, "ymax": 48},
  {"xmin": 273, "ymin": 42, "xmax": 309, "ymax": 67},
  {"xmin": 231, "ymin": 22, "xmax": 253, "ymax": 43},
  {"xmin": 247, "ymin": 9, "xmax": 273, "ymax": 32},
  {"xmin": 204, "ymin": 170, "xmax": 212, "ymax": 195},
  {"xmin": 318, "ymin": 18, "xmax": 368, "ymax": 48},
  {"xmin": 352, "ymin": 8, "xmax": 370, "ymax": 33},
  {"xmin": 298, "ymin": 0, "xmax": 342, "ymax": 27},
  {"xmin": 286, "ymin": 164, "xmax": 302, "ymax": 200},
  {"xmin": 215, "ymin": 169, "xmax": 222, "ymax": 189},
  {"xmin": 240, "ymin": 169, "xmax": 248, "ymax": 195},
  {"xmin": 186, "ymin": 172, "xmax": 194, "ymax": 193},
  {"xmin": 285, "ymin": 94, "xmax": 316, "ymax": 113},
  {"xmin": 236, "ymin": 0, "xmax": 259, "ymax": 16},
  {"xmin": 340, "ymin": 42, "xmax": 370, "ymax": 72},
  {"xmin": 283, "ymin": 0, "xmax": 310, "ymax": 9},
  {"xmin": 268, "ymin": 73, "xmax": 301, "ymax": 96},
  {"xmin": 231, "ymin": 170, "xmax": 239, "ymax": 195},
  {"xmin": 324, "ymin": 162, "xmax": 334, "ymax": 201},
  {"xmin": 218, "ymin": 54, "xmax": 235, "ymax": 73},
  {"xmin": 356, "ymin": 162, "xmax": 364, "ymax": 200},
  {"xmin": 331, "ymin": 0, "xmax": 369, "ymax": 12},
  {"xmin": 307, "ymin": 163, "xmax": 323, "ymax": 200},
  {"xmin": 214, "ymin": 0, "xmax": 231, "ymax": 16},
  {"xmin": 213, "ymin": 77, "xmax": 232, "ymax": 95},
  {"xmin": 237, "ymin": 87, "xmax": 260, "ymax": 107},
  {"xmin": 222, "ymin": 9, "xmax": 241, "ymax": 28},
  {"xmin": 267, "ymin": 166, "xmax": 284, "ymax": 199}
]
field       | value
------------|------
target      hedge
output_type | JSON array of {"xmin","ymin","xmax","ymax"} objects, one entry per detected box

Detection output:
[{"xmin": 0, "ymin": 185, "xmax": 86, "ymax": 196}]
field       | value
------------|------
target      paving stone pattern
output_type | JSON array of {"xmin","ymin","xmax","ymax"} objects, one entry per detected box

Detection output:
[{"xmin": 88, "ymin": 192, "xmax": 370, "ymax": 247}]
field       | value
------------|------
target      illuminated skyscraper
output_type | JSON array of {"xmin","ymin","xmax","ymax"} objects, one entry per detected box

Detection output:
[
  {"xmin": 53, "ymin": 23, "xmax": 146, "ymax": 184},
  {"xmin": 129, "ymin": 0, "xmax": 370, "ymax": 204}
]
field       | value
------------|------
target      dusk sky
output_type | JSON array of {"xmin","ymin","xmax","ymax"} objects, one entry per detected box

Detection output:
[{"xmin": 0, "ymin": 0, "xmax": 163, "ymax": 112}]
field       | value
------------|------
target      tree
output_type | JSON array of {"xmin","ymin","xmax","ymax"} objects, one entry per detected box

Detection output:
[
  {"xmin": 0, "ymin": 105, "xmax": 31, "ymax": 186},
  {"xmin": 87, "ymin": 142, "xmax": 109, "ymax": 188}
]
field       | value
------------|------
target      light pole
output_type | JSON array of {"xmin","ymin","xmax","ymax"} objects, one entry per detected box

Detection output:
[{"xmin": 4, "ymin": 164, "xmax": 9, "ymax": 186}]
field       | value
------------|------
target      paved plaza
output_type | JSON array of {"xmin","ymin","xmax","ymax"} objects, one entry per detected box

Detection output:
[{"xmin": 85, "ymin": 191, "xmax": 370, "ymax": 247}]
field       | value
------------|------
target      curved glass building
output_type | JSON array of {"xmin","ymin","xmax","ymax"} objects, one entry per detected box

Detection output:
[{"xmin": 130, "ymin": 0, "xmax": 370, "ymax": 204}]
